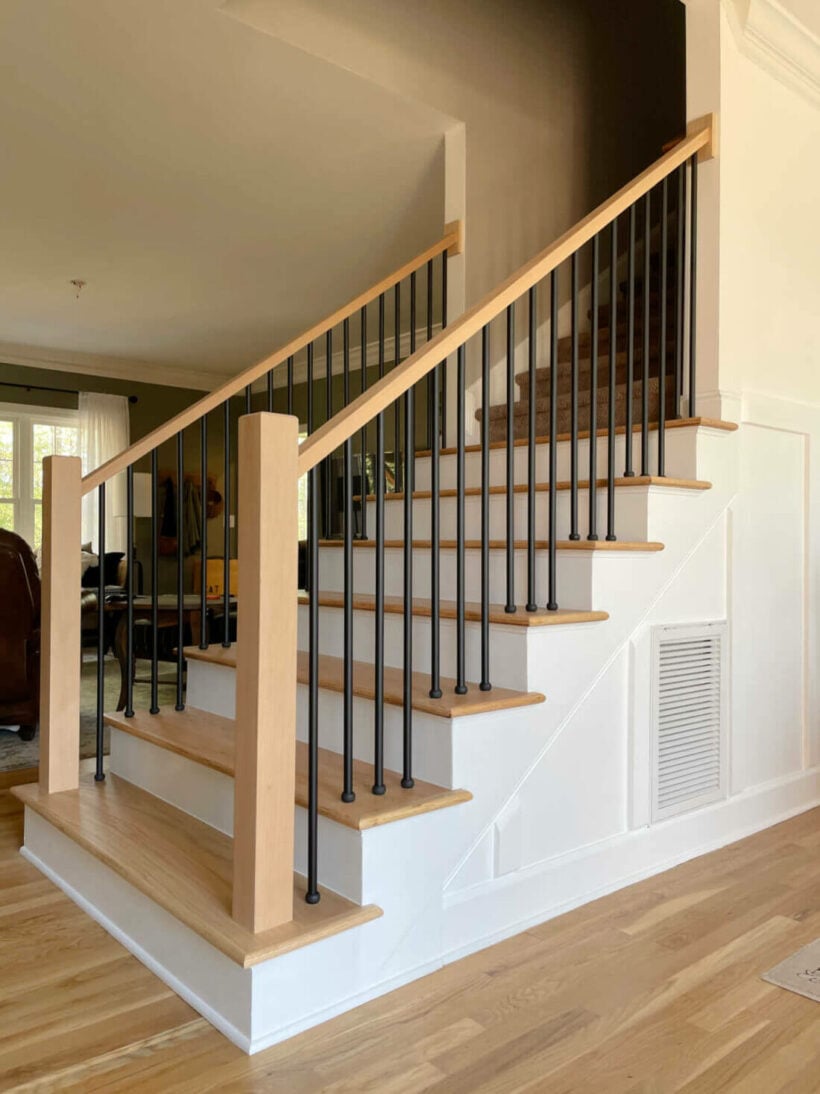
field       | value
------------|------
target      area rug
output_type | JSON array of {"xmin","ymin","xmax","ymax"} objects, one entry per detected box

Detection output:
[
  {"xmin": 0, "ymin": 658, "xmax": 179, "ymax": 773},
  {"xmin": 762, "ymin": 939, "xmax": 820, "ymax": 1003}
]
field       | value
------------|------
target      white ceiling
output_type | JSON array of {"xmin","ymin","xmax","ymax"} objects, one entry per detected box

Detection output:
[{"xmin": 0, "ymin": 0, "xmax": 450, "ymax": 387}]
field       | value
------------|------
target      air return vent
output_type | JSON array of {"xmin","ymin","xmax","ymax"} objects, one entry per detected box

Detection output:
[{"xmin": 651, "ymin": 622, "xmax": 728, "ymax": 822}]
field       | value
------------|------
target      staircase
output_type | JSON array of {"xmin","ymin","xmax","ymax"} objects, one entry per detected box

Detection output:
[
  {"xmin": 13, "ymin": 119, "xmax": 740, "ymax": 1055},
  {"xmin": 477, "ymin": 246, "xmax": 680, "ymax": 445}
]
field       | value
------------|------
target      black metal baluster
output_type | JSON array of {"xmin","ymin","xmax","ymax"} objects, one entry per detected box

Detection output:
[
  {"xmin": 95, "ymin": 483, "xmax": 106, "ymax": 780},
  {"xmin": 481, "ymin": 324, "xmax": 492, "ymax": 688},
  {"xmin": 222, "ymin": 401, "xmax": 231, "ymax": 648},
  {"xmin": 505, "ymin": 304, "xmax": 516, "ymax": 610},
  {"xmin": 455, "ymin": 343, "xmax": 467, "ymax": 694},
  {"xmin": 547, "ymin": 272, "xmax": 558, "ymax": 610},
  {"xmin": 426, "ymin": 258, "xmax": 434, "ymax": 449},
  {"xmin": 570, "ymin": 254, "xmax": 580, "ymax": 540},
  {"xmin": 325, "ymin": 330, "xmax": 333, "ymax": 535},
  {"xmin": 429, "ymin": 354, "xmax": 442, "ymax": 701},
  {"xmin": 199, "ymin": 415, "xmax": 208, "ymax": 648},
  {"xmin": 342, "ymin": 319, "xmax": 354, "ymax": 803},
  {"xmin": 373, "ymin": 296, "xmax": 386, "ymax": 795},
  {"xmin": 588, "ymin": 234, "xmax": 600, "ymax": 541},
  {"xmin": 150, "ymin": 450, "xmax": 159, "ymax": 714},
  {"xmin": 641, "ymin": 191, "xmax": 651, "ymax": 476},
  {"xmin": 266, "ymin": 369, "xmax": 274, "ymax": 413},
  {"xmin": 689, "ymin": 154, "xmax": 698, "ymax": 417},
  {"xmin": 441, "ymin": 251, "xmax": 448, "ymax": 447},
  {"xmin": 306, "ymin": 456, "xmax": 320, "ymax": 904},
  {"xmin": 125, "ymin": 467, "xmax": 135, "ymax": 716},
  {"xmin": 360, "ymin": 305, "xmax": 368, "ymax": 540},
  {"xmin": 526, "ymin": 288, "xmax": 537, "ymax": 610},
  {"xmin": 676, "ymin": 164, "xmax": 687, "ymax": 408},
  {"xmin": 607, "ymin": 220, "xmax": 618, "ymax": 542},
  {"xmin": 176, "ymin": 431, "xmax": 185, "ymax": 711},
  {"xmin": 287, "ymin": 355, "xmax": 294, "ymax": 417},
  {"xmin": 402, "ymin": 273, "xmax": 416, "ymax": 789},
  {"xmin": 625, "ymin": 206, "xmax": 636, "ymax": 477},
  {"xmin": 659, "ymin": 177, "xmax": 669, "ymax": 477},
  {"xmin": 394, "ymin": 283, "xmax": 402, "ymax": 494},
  {"xmin": 306, "ymin": 336, "xmax": 320, "ymax": 903},
  {"xmin": 245, "ymin": 384, "xmax": 252, "ymax": 415}
]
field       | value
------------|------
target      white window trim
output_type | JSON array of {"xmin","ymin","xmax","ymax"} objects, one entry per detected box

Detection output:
[{"xmin": 0, "ymin": 401, "xmax": 79, "ymax": 547}]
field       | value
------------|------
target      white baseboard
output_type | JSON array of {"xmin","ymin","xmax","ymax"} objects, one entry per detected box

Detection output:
[{"xmin": 442, "ymin": 767, "xmax": 820, "ymax": 964}]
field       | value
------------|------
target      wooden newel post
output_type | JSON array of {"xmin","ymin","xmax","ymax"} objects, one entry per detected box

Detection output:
[
  {"xmin": 40, "ymin": 455, "xmax": 83, "ymax": 794},
  {"xmin": 233, "ymin": 412, "xmax": 300, "ymax": 933}
]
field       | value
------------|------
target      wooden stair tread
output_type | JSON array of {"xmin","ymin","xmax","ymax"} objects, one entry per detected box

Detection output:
[
  {"xmin": 318, "ymin": 538, "xmax": 665, "ymax": 553},
  {"xmin": 416, "ymin": 417, "xmax": 737, "ymax": 459},
  {"xmin": 296, "ymin": 593, "xmax": 609, "ymax": 629},
  {"xmin": 106, "ymin": 706, "xmax": 235, "ymax": 775},
  {"xmin": 184, "ymin": 647, "xmax": 545, "ymax": 717},
  {"xmin": 360, "ymin": 475, "xmax": 711, "ymax": 503},
  {"xmin": 105, "ymin": 709, "xmax": 472, "ymax": 829},
  {"xmin": 13, "ymin": 775, "xmax": 382, "ymax": 968}
]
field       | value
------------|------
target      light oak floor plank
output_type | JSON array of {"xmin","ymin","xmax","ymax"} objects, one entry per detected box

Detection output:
[{"xmin": 2, "ymin": 791, "xmax": 819, "ymax": 1091}]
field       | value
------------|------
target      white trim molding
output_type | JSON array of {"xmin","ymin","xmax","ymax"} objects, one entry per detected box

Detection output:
[
  {"xmin": 722, "ymin": 0, "xmax": 820, "ymax": 107},
  {"xmin": 0, "ymin": 342, "xmax": 233, "ymax": 393}
]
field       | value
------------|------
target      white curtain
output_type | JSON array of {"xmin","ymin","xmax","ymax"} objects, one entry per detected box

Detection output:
[{"xmin": 80, "ymin": 393, "xmax": 130, "ymax": 554}]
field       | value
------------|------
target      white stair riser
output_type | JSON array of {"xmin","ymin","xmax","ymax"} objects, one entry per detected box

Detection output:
[
  {"xmin": 295, "ymin": 605, "xmax": 530, "ymax": 691},
  {"xmin": 412, "ymin": 427, "xmax": 701, "ymax": 491},
  {"xmin": 186, "ymin": 659, "xmax": 457, "ymax": 786},
  {"xmin": 370, "ymin": 487, "xmax": 650, "ymax": 542},
  {"xmin": 320, "ymin": 545, "xmax": 601, "ymax": 608},
  {"xmin": 108, "ymin": 727, "xmax": 365, "ymax": 903}
]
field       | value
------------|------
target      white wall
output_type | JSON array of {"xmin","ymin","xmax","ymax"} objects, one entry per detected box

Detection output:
[{"xmin": 719, "ymin": 7, "xmax": 820, "ymax": 405}]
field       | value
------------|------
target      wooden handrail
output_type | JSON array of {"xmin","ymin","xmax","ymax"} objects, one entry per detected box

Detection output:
[
  {"xmin": 298, "ymin": 120, "xmax": 713, "ymax": 479},
  {"xmin": 81, "ymin": 222, "xmax": 462, "ymax": 496}
]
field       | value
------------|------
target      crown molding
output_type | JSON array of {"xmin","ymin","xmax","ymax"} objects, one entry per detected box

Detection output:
[
  {"xmin": 0, "ymin": 342, "xmax": 232, "ymax": 392},
  {"xmin": 723, "ymin": 0, "xmax": 820, "ymax": 108}
]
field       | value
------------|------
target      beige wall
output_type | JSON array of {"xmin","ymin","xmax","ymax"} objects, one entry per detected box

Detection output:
[
  {"xmin": 225, "ymin": 0, "xmax": 685, "ymax": 309},
  {"xmin": 719, "ymin": 7, "xmax": 820, "ymax": 404}
]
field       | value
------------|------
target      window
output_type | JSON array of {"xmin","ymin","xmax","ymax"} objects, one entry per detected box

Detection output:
[{"xmin": 0, "ymin": 404, "xmax": 80, "ymax": 550}]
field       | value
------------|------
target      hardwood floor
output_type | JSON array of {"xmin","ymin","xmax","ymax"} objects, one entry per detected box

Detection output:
[{"xmin": 2, "ymin": 789, "xmax": 820, "ymax": 1092}]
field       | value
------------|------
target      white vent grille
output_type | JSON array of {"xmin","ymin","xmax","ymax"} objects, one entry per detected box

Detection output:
[{"xmin": 651, "ymin": 623, "xmax": 727, "ymax": 822}]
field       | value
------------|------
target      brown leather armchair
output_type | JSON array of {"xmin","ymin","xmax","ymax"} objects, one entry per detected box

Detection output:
[{"xmin": 0, "ymin": 529, "xmax": 40, "ymax": 740}]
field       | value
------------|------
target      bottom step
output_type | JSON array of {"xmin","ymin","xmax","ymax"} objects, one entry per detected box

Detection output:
[{"xmin": 13, "ymin": 775, "xmax": 381, "ymax": 968}]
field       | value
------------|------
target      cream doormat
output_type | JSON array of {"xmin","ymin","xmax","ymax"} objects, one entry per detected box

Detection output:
[{"xmin": 762, "ymin": 940, "xmax": 820, "ymax": 1003}]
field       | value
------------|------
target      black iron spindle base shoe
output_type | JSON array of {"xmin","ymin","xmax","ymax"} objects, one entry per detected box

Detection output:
[
  {"xmin": 305, "ymin": 890, "xmax": 321, "ymax": 905},
  {"xmin": 504, "ymin": 605, "xmax": 517, "ymax": 614},
  {"xmin": 341, "ymin": 790, "xmax": 356, "ymax": 803},
  {"xmin": 372, "ymin": 783, "xmax": 386, "ymax": 796},
  {"xmin": 429, "ymin": 687, "xmax": 443, "ymax": 699},
  {"xmin": 526, "ymin": 602, "xmax": 537, "ymax": 612},
  {"xmin": 94, "ymin": 770, "xmax": 105, "ymax": 783},
  {"xmin": 401, "ymin": 776, "xmax": 415, "ymax": 789},
  {"xmin": 569, "ymin": 533, "xmax": 581, "ymax": 541},
  {"xmin": 150, "ymin": 705, "xmax": 160, "ymax": 715},
  {"xmin": 606, "ymin": 534, "xmax": 618, "ymax": 542},
  {"xmin": 480, "ymin": 681, "xmax": 493, "ymax": 692},
  {"xmin": 547, "ymin": 601, "xmax": 559, "ymax": 612},
  {"xmin": 587, "ymin": 534, "xmax": 599, "ymax": 542},
  {"xmin": 175, "ymin": 702, "xmax": 185, "ymax": 713},
  {"xmin": 454, "ymin": 684, "xmax": 468, "ymax": 696}
]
